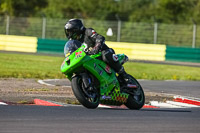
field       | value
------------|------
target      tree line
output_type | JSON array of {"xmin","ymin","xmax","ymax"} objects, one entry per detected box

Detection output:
[{"xmin": 1, "ymin": 0, "xmax": 200, "ymax": 24}]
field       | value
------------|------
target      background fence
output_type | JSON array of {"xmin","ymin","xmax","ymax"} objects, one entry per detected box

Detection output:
[
  {"xmin": 0, "ymin": 16, "xmax": 200, "ymax": 48},
  {"xmin": 1, "ymin": 35, "xmax": 200, "ymax": 63}
]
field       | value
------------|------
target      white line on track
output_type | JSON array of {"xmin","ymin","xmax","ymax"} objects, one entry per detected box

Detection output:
[
  {"xmin": 38, "ymin": 79, "xmax": 56, "ymax": 86},
  {"xmin": 0, "ymin": 102, "xmax": 8, "ymax": 105},
  {"xmin": 38, "ymin": 79, "xmax": 71, "ymax": 87}
]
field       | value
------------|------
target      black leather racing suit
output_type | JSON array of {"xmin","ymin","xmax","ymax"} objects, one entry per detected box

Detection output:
[{"xmin": 78, "ymin": 28, "xmax": 123, "ymax": 73}]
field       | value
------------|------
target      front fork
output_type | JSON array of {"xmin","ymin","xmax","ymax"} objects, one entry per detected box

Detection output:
[
  {"xmin": 80, "ymin": 73, "xmax": 91, "ymax": 89},
  {"xmin": 79, "ymin": 73, "xmax": 98, "ymax": 98}
]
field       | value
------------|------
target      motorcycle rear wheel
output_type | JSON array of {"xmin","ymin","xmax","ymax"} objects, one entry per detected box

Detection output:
[
  {"xmin": 124, "ymin": 75, "xmax": 145, "ymax": 110},
  {"xmin": 71, "ymin": 76, "xmax": 99, "ymax": 109}
]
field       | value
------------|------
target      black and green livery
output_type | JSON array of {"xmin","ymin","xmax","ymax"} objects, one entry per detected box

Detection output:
[{"xmin": 61, "ymin": 40, "xmax": 145, "ymax": 109}]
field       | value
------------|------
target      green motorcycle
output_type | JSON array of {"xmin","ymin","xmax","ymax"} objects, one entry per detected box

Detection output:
[{"xmin": 61, "ymin": 40, "xmax": 145, "ymax": 109}]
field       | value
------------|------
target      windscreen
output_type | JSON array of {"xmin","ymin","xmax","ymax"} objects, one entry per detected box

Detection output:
[{"xmin": 64, "ymin": 40, "xmax": 82, "ymax": 57}]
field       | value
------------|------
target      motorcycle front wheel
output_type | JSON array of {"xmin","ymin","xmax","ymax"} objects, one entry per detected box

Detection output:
[
  {"xmin": 71, "ymin": 76, "xmax": 99, "ymax": 109},
  {"xmin": 124, "ymin": 75, "xmax": 145, "ymax": 110}
]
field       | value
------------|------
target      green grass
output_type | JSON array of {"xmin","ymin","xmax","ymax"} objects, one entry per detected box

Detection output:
[
  {"xmin": 0, "ymin": 52, "xmax": 65, "ymax": 79},
  {"xmin": 0, "ymin": 52, "xmax": 200, "ymax": 80},
  {"xmin": 124, "ymin": 63, "xmax": 200, "ymax": 81}
]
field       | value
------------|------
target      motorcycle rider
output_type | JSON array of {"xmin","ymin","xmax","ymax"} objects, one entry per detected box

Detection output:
[{"xmin": 64, "ymin": 19, "xmax": 129, "ymax": 86}]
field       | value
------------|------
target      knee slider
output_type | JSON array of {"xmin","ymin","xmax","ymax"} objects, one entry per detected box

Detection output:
[{"xmin": 112, "ymin": 54, "xmax": 119, "ymax": 62}]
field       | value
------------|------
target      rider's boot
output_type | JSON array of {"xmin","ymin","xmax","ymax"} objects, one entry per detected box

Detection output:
[
  {"xmin": 118, "ymin": 67, "xmax": 128, "ymax": 81},
  {"xmin": 118, "ymin": 67, "xmax": 137, "ymax": 91},
  {"xmin": 105, "ymin": 53, "xmax": 137, "ymax": 90}
]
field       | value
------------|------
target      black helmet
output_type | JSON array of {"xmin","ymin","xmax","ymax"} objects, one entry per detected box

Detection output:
[{"xmin": 64, "ymin": 19, "xmax": 85, "ymax": 40}]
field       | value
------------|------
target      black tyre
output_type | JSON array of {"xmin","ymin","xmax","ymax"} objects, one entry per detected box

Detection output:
[
  {"xmin": 71, "ymin": 76, "xmax": 99, "ymax": 109},
  {"xmin": 124, "ymin": 75, "xmax": 145, "ymax": 110}
]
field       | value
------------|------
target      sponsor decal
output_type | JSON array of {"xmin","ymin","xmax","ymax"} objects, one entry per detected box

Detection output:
[
  {"xmin": 76, "ymin": 55, "xmax": 82, "ymax": 58},
  {"xmin": 91, "ymin": 30, "xmax": 97, "ymax": 37},
  {"xmin": 75, "ymin": 51, "xmax": 83, "ymax": 58},
  {"xmin": 127, "ymin": 84, "xmax": 137, "ymax": 89},
  {"xmin": 92, "ymin": 30, "xmax": 96, "ymax": 34},
  {"xmin": 105, "ymin": 65, "xmax": 112, "ymax": 74},
  {"xmin": 61, "ymin": 57, "xmax": 70, "ymax": 68},
  {"xmin": 61, "ymin": 60, "xmax": 65, "ymax": 69},
  {"xmin": 94, "ymin": 63, "xmax": 103, "ymax": 75},
  {"xmin": 65, "ymin": 56, "xmax": 69, "ymax": 61},
  {"xmin": 75, "ymin": 51, "xmax": 82, "ymax": 55},
  {"xmin": 101, "ymin": 95, "xmax": 112, "ymax": 100},
  {"xmin": 116, "ymin": 96, "xmax": 127, "ymax": 102}
]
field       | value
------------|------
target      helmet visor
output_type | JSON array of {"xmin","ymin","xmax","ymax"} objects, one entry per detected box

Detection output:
[{"xmin": 65, "ymin": 29, "xmax": 78, "ymax": 40}]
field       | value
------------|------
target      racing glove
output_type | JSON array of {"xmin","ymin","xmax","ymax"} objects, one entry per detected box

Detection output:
[{"xmin": 89, "ymin": 43, "xmax": 101, "ymax": 55}]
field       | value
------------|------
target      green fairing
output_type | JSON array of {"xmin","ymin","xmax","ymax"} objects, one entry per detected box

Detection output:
[{"xmin": 61, "ymin": 44, "xmax": 129, "ymax": 105}]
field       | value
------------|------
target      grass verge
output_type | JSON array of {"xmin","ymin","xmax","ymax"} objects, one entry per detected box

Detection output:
[{"xmin": 0, "ymin": 52, "xmax": 200, "ymax": 80}]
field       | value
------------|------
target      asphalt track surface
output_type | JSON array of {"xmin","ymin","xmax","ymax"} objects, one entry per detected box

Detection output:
[
  {"xmin": 139, "ymin": 80, "xmax": 200, "ymax": 98},
  {"xmin": 1, "ymin": 80, "xmax": 200, "ymax": 133},
  {"xmin": 0, "ymin": 105, "xmax": 200, "ymax": 133}
]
